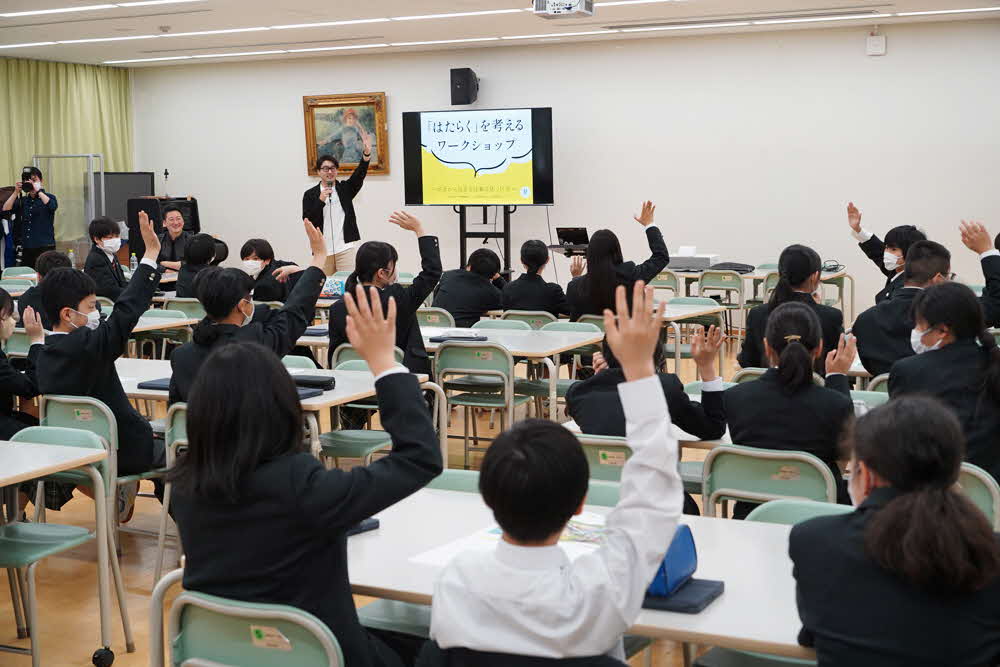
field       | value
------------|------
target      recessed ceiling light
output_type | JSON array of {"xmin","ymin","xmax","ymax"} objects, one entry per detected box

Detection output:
[
  {"xmin": 752, "ymin": 13, "xmax": 891, "ymax": 25},
  {"xmin": 391, "ymin": 9, "xmax": 523, "ymax": 20},
  {"xmin": 58, "ymin": 34, "xmax": 158, "ymax": 43},
  {"xmin": 192, "ymin": 50, "xmax": 287, "ymax": 58},
  {"xmin": 0, "ymin": 4, "xmax": 114, "ymax": 17},
  {"xmin": 0, "ymin": 41, "xmax": 58, "ymax": 48},
  {"xmin": 596, "ymin": 0, "xmax": 677, "ymax": 5},
  {"xmin": 391, "ymin": 37, "xmax": 500, "ymax": 46},
  {"xmin": 502, "ymin": 30, "xmax": 616, "ymax": 39},
  {"xmin": 622, "ymin": 21, "xmax": 751, "ymax": 32},
  {"xmin": 116, "ymin": 0, "xmax": 203, "ymax": 6},
  {"xmin": 271, "ymin": 18, "xmax": 390, "ymax": 30},
  {"xmin": 105, "ymin": 55, "xmax": 193, "ymax": 63},
  {"xmin": 287, "ymin": 43, "xmax": 389, "ymax": 53},
  {"xmin": 896, "ymin": 6, "xmax": 1000, "ymax": 16},
  {"xmin": 161, "ymin": 27, "xmax": 271, "ymax": 37}
]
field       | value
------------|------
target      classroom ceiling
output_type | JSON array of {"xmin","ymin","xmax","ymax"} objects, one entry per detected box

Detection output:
[{"xmin": 0, "ymin": 0, "xmax": 997, "ymax": 67}]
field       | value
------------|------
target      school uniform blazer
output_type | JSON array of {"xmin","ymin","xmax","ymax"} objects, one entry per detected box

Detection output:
[
  {"xmin": 36, "ymin": 262, "xmax": 160, "ymax": 476},
  {"xmin": 169, "ymin": 266, "xmax": 326, "ymax": 404},
  {"xmin": 0, "ymin": 346, "xmax": 40, "ymax": 440},
  {"xmin": 301, "ymin": 157, "xmax": 369, "ymax": 244},
  {"xmin": 852, "ymin": 287, "xmax": 921, "ymax": 377},
  {"xmin": 328, "ymin": 236, "xmax": 442, "ymax": 375},
  {"xmin": 978, "ymin": 253, "xmax": 1000, "ymax": 328},
  {"xmin": 172, "ymin": 371, "xmax": 443, "ymax": 667},
  {"xmin": 174, "ymin": 262, "xmax": 210, "ymax": 299},
  {"xmin": 790, "ymin": 486, "xmax": 1000, "ymax": 666},
  {"xmin": 250, "ymin": 259, "xmax": 299, "ymax": 303},
  {"xmin": 16, "ymin": 284, "xmax": 50, "ymax": 330},
  {"xmin": 565, "ymin": 226, "xmax": 669, "ymax": 320},
  {"xmin": 889, "ymin": 339, "xmax": 1000, "ymax": 481},
  {"xmin": 501, "ymin": 273, "xmax": 571, "ymax": 318},
  {"xmin": 857, "ymin": 234, "xmax": 906, "ymax": 304},
  {"xmin": 737, "ymin": 294, "xmax": 844, "ymax": 372},
  {"xmin": 565, "ymin": 369, "xmax": 726, "ymax": 441},
  {"xmin": 432, "ymin": 269, "xmax": 505, "ymax": 329},
  {"xmin": 84, "ymin": 245, "xmax": 128, "ymax": 301}
]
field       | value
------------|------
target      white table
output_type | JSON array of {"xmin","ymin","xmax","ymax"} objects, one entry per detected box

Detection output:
[
  {"xmin": 0, "ymin": 442, "xmax": 114, "ymax": 654},
  {"xmin": 347, "ymin": 488, "xmax": 811, "ymax": 659},
  {"xmin": 132, "ymin": 316, "xmax": 199, "ymax": 334}
]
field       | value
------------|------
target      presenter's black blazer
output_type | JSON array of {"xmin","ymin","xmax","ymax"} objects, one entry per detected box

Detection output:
[{"xmin": 302, "ymin": 157, "xmax": 370, "ymax": 245}]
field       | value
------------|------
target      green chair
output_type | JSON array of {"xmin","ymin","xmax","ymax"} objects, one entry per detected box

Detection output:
[
  {"xmin": 868, "ymin": 373, "xmax": 890, "ymax": 392},
  {"xmin": 282, "ymin": 355, "xmax": 318, "ymax": 370},
  {"xmin": 968, "ymin": 284, "xmax": 985, "ymax": 297},
  {"xmin": 850, "ymin": 390, "xmax": 889, "ymax": 413},
  {"xmin": 731, "ymin": 368, "xmax": 766, "ymax": 383},
  {"xmin": 2, "ymin": 266, "xmax": 37, "ymax": 281},
  {"xmin": 440, "ymin": 319, "xmax": 530, "ymax": 396},
  {"xmin": 319, "ymin": 359, "xmax": 394, "ymax": 466},
  {"xmin": 154, "ymin": 403, "xmax": 188, "ymax": 585},
  {"xmin": 748, "ymin": 263, "xmax": 779, "ymax": 300},
  {"xmin": 650, "ymin": 270, "xmax": 681, "ymax": 299},
  {"xmin": 97, "ymin": 296, "xmax": 115, "ymax": 311},
  {"xmin": 150, "ymin": 569, "xmax": 345, "ymax": 667},
  {"xmin": 578, "ymin": 433, "xmax": 703, "ymax": 496},
  {"xmin": 698, "ymin": 270, "xmax": 746, "ymax": 344},
  {"xmin": 500, "ymin": 310, "xmax": 557, "ymax": 330},
  {"xmin": 253, "ymin": 300, "xmax": 284, "ymax": 311},
  {"xmin": 135, "ymin": 308, "xmax": 191, "ymax": 359},
  {"xmin": 472, "ymin": 318, "xmax": 530, "ymax": 331},
  {"xmin": 562, "ymin": 315, "xmax": 605, "ymax": 362},
  {"xmin": 683, "ymin": 380, "xmax": 737, "ymax": 396},
  {"xmin": 163, "ymin": 296, "xmax": 207, "ymax": 320},
  {"xmin": 664, "ymin": 297, "xmax": 725, "ymax": 375},
  {"xmin": 416, "ymin": 307, "xmax": 455, "ymax": 328},
  {"xmin": 0, "ymin": 279, "xmax": 33, "ymax": 291},
  {"xmin": 426, "ymin": 468, "xmax": 481, "ymax": 493},
  {"xmin": 2, "ymin": 328, "xmax": 33, "ymax": 358},
  {"xmin": 397, "ymin": 271, "xmax": 415, "ymax": 285},
  {"xmin": 513, "ymin": 321, "xmax": 600, "ymax": 418},
  {"xmin": 328, "ymin": 345, "xmax": 405, "ymax": 426},
  {"xmin": 821, "ymin": 274, "xmax": 847, "ymax": 312},
  {"xmin": 702, "ymin": 445, "xmax": 838, "ymax": 518},
  {"xmin": 958, "ymin": 462, "xmax": 1000, "ymax": 529}
]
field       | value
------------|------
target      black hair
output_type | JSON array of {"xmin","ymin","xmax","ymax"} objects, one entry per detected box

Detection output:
[
  {"xmin": 184, "ymin": 233, "xmax": 216, "ymax": 266},
  {"xmin": 994, "ymin": 233, "xmax": 1000, "ymax": 252},
  {"xmin": 168, "ymin": 342, "xmax": 306, "ymax": 503},
  {"xmin": 902, "ymin": 240, "xmax": 951, "ymax": 285},
  {"xmin": 0, "ymin": 288, "xmax": 14, "ymax": 321},
  {"xmin": 601, "ymin": 336, "xmax": 666, "ymax": 373},
  {"xmin": 769, "ymin": 244, "xmax": 821, "ymax": 308},
  {"xmin": 764, "ymin": 302, "xmax": 821, "ymax": 394},
  {"xmin": 161, "ymin": 204, "xmax": 184, "ymax": 219},
  {"xmin": 35, "ymin": 250, "xmax": 71, "ymax": 277},
  {"xmin": 883, "ymin": 225, "xmax": 926, "ymax": 258},
  {"xmin": 23, "ymin": 167, "xmax": 42, "ymax": 180},
  {"xmin": 211, "ymin": 239, "xmax": 229, "ymax": 266},
  {"xmin": 193, "ymin": 266, "xmax": 252, "ymax": 320},
  {"xmin": 585, "ymin": 229, "xmax": 624, "ymax": 314},
  {"xmin": 316, "ymin": 154, "xmax": 339, "ymax": 171},
  {"xmin": 849, "ymin": 396, "xmax": 1000, "ymax": 595},
  {"xmin": 240, "ymin": 239, "xmax": 274, "ymax": 262},
  {"xmin": 468, "ymin": 248, "xmax": 501, "ymax": 279},
  {"xmin": 480, "ymin": 419, "xmax": 589, "ymax": 542},
  {"xmin": 912, "ymin": 282, "xmax": 1000, "ymax": 406},
  {"xmin": 345, "ymin": 241, "xmax": 399, "ymax": 294},
  {"xmin": 88, "ymin": 217, "xmax": 119, "ymax": 242},
  {"xmin": 520, "ymin": 240, "xmax": 549, "ymax": 275},
  {"xmin": 40, "ymin": 267, "xmax": 97, "ymax": 326}
]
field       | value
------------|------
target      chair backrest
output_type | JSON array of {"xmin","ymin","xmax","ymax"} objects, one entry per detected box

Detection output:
[
  {"xmin": 666, "ymin": 297, "xmax": 724, "ymax": 327},
  {"xmin": 10, "ymin": 426, "xmax": 111, "ymax": 491},
  {"xmin": 416, "ymin": 307, "xmax": 455, "ymax": 328},
  {"xmin": 649, "ymin": 270, "xmax": 680, "ymax": 292},
  {"xmin": 731, "ymin": 368, "xmax": 766, "ymax": 383},
  {"xmin": 335, "ymin": 359, "xmax": 370, "ymax": 372},
  {"xmin": 282, "ymin": 355, "xmax": 317, "ymax": 370},
  {"xmin": 252, "ymin": 301, "xmax": 284, "ymax": 311},
  {"xmin": 472, "ymin": 319, "xmax": 531, "ymax": 331},
  {"xmin": 0, "ymin": 279, "xmax": 33, "ymax": 289},
  {"xmin": 435, "ymin": 342, "xmax": 516, "ymax": 394},
  {"xmin": 330, "ymin": 343, "xmax": 404, "ymax": 366},
  {"xmin": 40, "ymin": 395, "xmax": 118, "ymax": 454},
  {"xmin": 868, "ymin": 373, "xmax": 890, "ymax": 393},
  {"xmin": 698, "ymin": 270, "xmax": 743, "ymax": 294},
  {"xmin": 702, "ymin": 445, "xmax": 838, "ymax": 517},
  {"xmin": 97, "ymin": 296, "xmax": 115, "ymax": 310},
  {"xmin": 164, "ymin": 297, "xmax": 208, "ymax": 319},
  {"xmin": 576, "ymin": 434, "xmax": 632, "ymax": 482},
  {"xmin": 424, "ymin": 468, "xmax": 622, "ymax": 509},
  {"xmin": 540, "ymin": 321, "xmax": 601, "ymax": 335},
  {"xmin": 500, "ymin": 310, "xmax": 557, "ymax": 330},
  {"xmin": 166, "ymin": 403, "xmax": 188, "ymax": 451},
  {"xmin": 143, "ymin": 308, "xmax": 187, "ymax": 319},
  {"xmin": 958, "ymin": 462, "xmax": 1000, "ymax": 529},
  {"xmin": 576, "ymin": 314, "xmax": 606, "ymax": 332},
  {"xmin": 2, "ymin": 267, "xmax": 37, "ymax": 280},
  {"xmin": 757, "ymin": 263, "xmax": 779, "ymax": 271},
  {"xmin": 745, "ymin": 498, "xmax": 853, "ymax": 525},
  {"xmin": 2, "ymin": 329, "xmax": 32, "ymax": 357},
  {"xmin": 850, "ymin": 390, "xmax": 889, "ymax": 411},
  {"xmin": 168, "ymin": 591, "xmax": 344, "ymax": 667},
  {"xmin": 762, "ymin": 271, "xmax": 781, "ymax": 300}
]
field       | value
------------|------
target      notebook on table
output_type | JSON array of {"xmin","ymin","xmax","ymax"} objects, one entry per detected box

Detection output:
[
  {"xmin": 136, "ymin": 377, "xmax": 171, "ymax": 391},
  {"xmin": 304, "ymin": 326, "xmax": 328, "ymax": 337}
]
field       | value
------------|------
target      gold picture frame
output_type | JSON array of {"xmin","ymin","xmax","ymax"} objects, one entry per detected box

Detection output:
[{"xmin": 303, "ymin": 91, "xmax": 388, "ymax": 176}]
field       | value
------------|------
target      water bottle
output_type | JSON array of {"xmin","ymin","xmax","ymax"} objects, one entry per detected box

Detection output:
[
  {"xmin": 67, "ymin": 248, "xmax": 76, "ymax": 268},
  {"xmin": 129, "ymin": 253, "xmax": 138, "ymax": 273}
]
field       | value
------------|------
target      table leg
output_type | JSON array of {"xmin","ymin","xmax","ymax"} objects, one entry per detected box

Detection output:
[
  {"xmin": 541, "ymin": 357, "xmax": 558, "ymax": 422},
  {"xmin": 306, "ymin": 413, "xmax": 321, "ymax": 456},
  {"xmin": 84, "ymin": 465, "xmax": 112, "ymax": 651}
]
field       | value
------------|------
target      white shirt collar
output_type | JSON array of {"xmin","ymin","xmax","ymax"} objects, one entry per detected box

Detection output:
[{"xmin": 494, "ymin": 538, "xmax": 569, "ymax": 571}]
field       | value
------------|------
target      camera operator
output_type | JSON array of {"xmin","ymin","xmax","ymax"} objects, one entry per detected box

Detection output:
[{"xmin": 2, "ymin": 167, "xmax": 58, "ymax": 268}]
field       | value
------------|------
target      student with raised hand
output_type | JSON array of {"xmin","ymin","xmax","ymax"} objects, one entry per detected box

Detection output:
[
  {"xmin": 0, "ymin": 295, "xmax": 44, "ymax": 439},
  {"xmin": 739, "ymin": 244, "xmax": 843, "ymax": 372},
  {"xmin": 852, "ymin": 240, "xmax": 951, "ymax": 377},
  {"xmin": 725, "ymin": 302, "xmax": 856, "ymax": 518},
  {"xmin": 169, "ymin": 286, "xmax": 443, "ymax": 667},
  {"xmin": 37, "ymin": 212, "xmax": 163, "ymax": 519},
  {"xmin": 427, "ymin": 282, "xmax": 682, "ymax": 663},
  {"xmin": 960, "ymin": 219, "xmax": 1000, "ymax": 327},
  {"xmin": 169, "ymin": 220, "xmax": 327, "ymax": 404},
  {"xmin": 502, "ymin": 240, "xmax": 585, "ymax": 317},
  {"xmin": 566, "ymin": 201, "xmax": 669, "ymax": 320},
  {"xmin": 791, "ymin": 396, "xmax": 1000, "ymax": 666},
  {"xmin": 328, "ymin": 211, "xmax": 441, "ymax": 374},
  {"xmin": 18, "ymin": 250, "xmax": 70, "ymax": 330},
  {"xmin": 84, "ymin": 216, "xmax": 128, "ymax": 301},
  {"xmin": 432, "ymin": 247, "xmax": 505, "ymax": 328},
  {"xmin": 846, "ymin": 201, "xmax": 927, "ymax": 304},
  {"xmin": 889, "ymin": 281, "xmax": 1000, "ymax": 481}
]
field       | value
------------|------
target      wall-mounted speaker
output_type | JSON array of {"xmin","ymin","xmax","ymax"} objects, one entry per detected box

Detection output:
[{"xmin": 450, "ymin": 67, "xmax": 479, "ymax": 105}]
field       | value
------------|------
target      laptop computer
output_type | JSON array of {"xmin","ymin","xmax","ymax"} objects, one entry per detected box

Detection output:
[{"xmin": 549, "ymin": 227, "xmax": 589, "ymax": 257}]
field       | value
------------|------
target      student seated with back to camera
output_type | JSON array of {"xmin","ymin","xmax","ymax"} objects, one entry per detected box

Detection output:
[
  {"xmin": 846, "ymin": 201, "xmax": 927, "ymax": 304},
  {"xmin": 501, "ymin": 240, "xmax": 585, "ymax": 318},
  {"xmin": 174, "ymin": 233, "xmax": 218, "ymax": 299},
  {"xmin": 84, "ymin": 216, "xmax": 128, "ymax": 301},
  {"xmin": 169, "ymin": 220, "xmax": 327, "ymax": 404},
  {"xmin": 423, "ymin": 283, "xmax": 682, "ymax": 666},
  {"xmin": 18, "ymin": 250, "xmax": 70, "ymax": 330},
  {"xmin": 433, "ymin": 247, "xmax": 506, "ymax": 328},
  {"xmin": 169, "ymin": 286, "xmax": 443, "ymax": 667}
]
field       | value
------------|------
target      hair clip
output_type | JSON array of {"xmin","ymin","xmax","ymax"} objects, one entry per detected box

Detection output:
[{"xmin": 784, "ymin": 334, "xmax": 802, "ymax": 342}]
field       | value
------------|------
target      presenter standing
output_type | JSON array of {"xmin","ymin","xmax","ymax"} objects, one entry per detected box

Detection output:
[
  {"xmin": 2, "ymin": 167, "xmax": 58, "ymax": 268},
  {"xmin": 302, "ymin": 124, "xmax": 371, "ymax": 275}
]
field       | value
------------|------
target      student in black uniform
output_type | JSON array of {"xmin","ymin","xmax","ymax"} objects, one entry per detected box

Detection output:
[
  {"xmin": 433, "ymin": 248, "xmax": 505, "ymax": 328},
  {"xmin": 169, "ymin": 221, "xmax": 327, "ymax": 404},
  {"xmin": 83, "ymin": 216, "xmax": 129, "ymax": 301},
  {"xmin": 501, "ymin": 241, "xmax": 584, "ymax": 317},
  {"xmin": 962, "ymin": 219, "xmax": 1000, "ymax": 328},
  {"xmin": 791, "ymin": 396, "xmax": 1000, "ymax": 666},
  {"xmin": 174, "ymin": 233, "xmax": 217, "ymax": 299},
  {"xmin": 18, "ymin": 250, "xmax": 70, "ymax": 330},
  {"xmin": 846, "ymin": 201, "xmax": 927, "ymax": 304},
  {"xmin": 725, "ymin": 302, "xmax": 856, "ymax": 518},
  {"xmin": 169, "ymin": 286, "xmax": 443, "ymax": 667},
  {"xmin": 240, "ymin": 238, "xmax": 303, "ymax": 303},
  {"xmin": 328, "ymin": 211, "xmax": 441, "ymax": 374},
  {"xmin": 38, "ymin": 212, "xmax": 163, "ymax": 519},
  {"xmin": 0, "ymin": 290, "xmax": 43, "ymax": 439},
  {"xmin": 889, "ymin": 281, "xmax": 1000, "ymax": 482},
  {"xmin": 566, "ymin": 201, "xmax": 668, "ymax": 320},
  {"xmin": 739, "ymin": 244, "xmax": 843, "ymax": 373},
  {"xmin": 852, "ymin": 240, "xmax": 951, "ymax": 377}
]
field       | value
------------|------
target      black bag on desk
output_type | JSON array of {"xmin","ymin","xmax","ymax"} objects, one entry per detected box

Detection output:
[
  {"xmin": 642, "ymin": 524, "xmax": 724, "ymax": 614},
  {"xmin": 137, "ymin": 377, "xmax": 171, "ymax": 391},
  {"xmin": 304, "ymin": 326, "xmax": 328, "ymax": 337},
  {"xmin": 292, "ymin": 375, "xmax": 336, "ymax": 390},
  {"xmin": 709, "ymin": 262, "xmax": 755, "ymax": 274},
  {"xmin": 296, "ymin": 386, "xmax": 324, "ymax": 400}
]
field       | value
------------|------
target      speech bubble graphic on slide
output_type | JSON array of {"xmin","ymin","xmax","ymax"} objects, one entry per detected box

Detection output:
[{"xmin": 421, "ymin": 109, "xmax": 533, "ymax": 177}]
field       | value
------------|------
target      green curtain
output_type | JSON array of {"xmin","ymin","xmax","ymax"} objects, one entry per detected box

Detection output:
[{"xmin": 0, "ymin": 57, "xmax": 133, "ymax": 243}]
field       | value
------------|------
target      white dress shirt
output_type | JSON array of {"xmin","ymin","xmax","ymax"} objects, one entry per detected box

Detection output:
[
  {"xmin": 430, "ymin": 374, "xmax": 682, "ymax": 659},
  {"xmin": 320, "ymin": 181, "xmax": 354, "ymax": 255}
]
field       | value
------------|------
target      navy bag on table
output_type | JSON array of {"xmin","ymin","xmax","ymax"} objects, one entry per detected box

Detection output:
[{"xmin": 643, "ymin": 524, "xmax": 724, "ymax": 614}]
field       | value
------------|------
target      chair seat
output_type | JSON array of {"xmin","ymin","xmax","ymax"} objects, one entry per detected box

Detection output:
[
  {"xmin": 443, "ymin": 375, "xmax": 503, "ymax": 393},
  {"xmin": 0, "ymin": 523, "xmax": 94, "ymax": 568},
  {"xmin": 357, "ymin": 599, "xmax": 430, "ymax": 637},
  {"xmin": 513, "ymin": 378, "xmax": 579, "ymax": 398},
  {"xmin": 695, "ymin": 647, "xmax": 815, "ymax": 666},
  {"xmin": 319, "ymin": 430, "xmax": 392, "ymax": 459},
  {"xmin": 448, "ymin": 393, "xmax": 533, "ymax": 408},
  {"xmin": 118, "ymin": 468, "xmax": 168, "ymax": 484},
  {"xmin": 345, "ymin": 400, "xmax": 379, "ymax": 411},
  {"xmin": 680, "ymin": 460, "xmax": 704, "ymax": 495},
  {"xmin": 623, "ymin": 635, "xmax": 653, "ymax": 660}
]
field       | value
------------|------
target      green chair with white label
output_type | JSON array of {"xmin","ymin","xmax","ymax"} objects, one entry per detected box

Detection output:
[
  {"xmin": 416, "ymin": 307, "xmax": 455, "ymax": 329},
  {"xmin": 577, "ymin": 433, "xmax": 702, "ymax": 495}
]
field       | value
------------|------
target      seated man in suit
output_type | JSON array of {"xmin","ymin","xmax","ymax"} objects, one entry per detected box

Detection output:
[
  {"xmin": 83, "ymin": 216, "xmax": 128, "ymax": 301},
  {"xmin": 846, "ymin": 201, "xmax": 927, "ymax": 304},
  {"xmin": 433, "ymin": 248, "xmax": 506, "ymax": 328},
  {"xmin": 18, "ymin": 250, "xmax": 70, "ymax": 330}
]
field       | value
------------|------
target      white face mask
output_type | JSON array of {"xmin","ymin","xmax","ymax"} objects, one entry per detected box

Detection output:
[
  {"xmin": 883, "ymin": 251, "xmax": 901, "ymax": 272},
  {"xmin": 910, "ymin": 328, "xmax": 942, "ymax": 354},
  {"xmin": 102, "ymin": 238, "xmax": 122, "ymax": 254},
  {"xmin": 238, "ymin": 299, "xmax": 253, "ymax": 327},
  {"xmin": 242, "ymin": 260, "xmax": 263, "ymax": 277},
  {"xmin": 71, "ymin": 309, "xmax": 101, "ymax": 331},
  {"xmin": 0, "ymin": 316, "xmax": 16, "ymax": 340}
]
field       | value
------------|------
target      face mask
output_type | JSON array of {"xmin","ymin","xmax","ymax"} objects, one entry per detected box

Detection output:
[
  {"xmin": 71, "ymin": 309, "xmax": 101, "ymax": 331},
  {"xmin": 242, "ymin": 260, "xmax": 263, "ymax": 277},
  {"xmin": 102, "ymin": 238, "xmax": 122, "ymax": 254},
  {"xmin": 0, "ymin": 316, "xmax": 15, "ymax": 340},
  {"xmin": 910, "ymin": 328, "xmax": 942, "ymax": 354},
  {"xmin": 883, "ymin": 252, "xmax": 901, "ymax": 272}
]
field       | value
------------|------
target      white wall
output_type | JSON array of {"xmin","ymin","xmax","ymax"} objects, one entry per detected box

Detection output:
[{"xmin": 133, "ymin": 19, "xmax": 1000, "ymax": 314}]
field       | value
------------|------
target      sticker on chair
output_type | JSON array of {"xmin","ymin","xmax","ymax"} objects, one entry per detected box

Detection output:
[
  {"xmin": 771, "ymin": 465, "xmax": 801, "ymax": 481},
  {"xmin": 74, "ymin": 408, "xmax": 93, "ymax": 422},
  {"xmin": 428, "ymin": 315, "xmax": 440, "ymax": 323},
  {"xmin": 474, "ymin": 351, "xmax": 494, "ymax": 360},
  {"xmin": 250, "ymin": 625, "xmax": 292, "ymax": 651},
  {"xmin": 599, "ymin": 450, "xmax": 626, "ymax": 466}
]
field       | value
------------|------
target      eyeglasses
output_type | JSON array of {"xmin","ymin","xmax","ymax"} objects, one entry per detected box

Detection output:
[{"xmin": 319, "ymin": 166, "xmax": 337, "ymax": 172}]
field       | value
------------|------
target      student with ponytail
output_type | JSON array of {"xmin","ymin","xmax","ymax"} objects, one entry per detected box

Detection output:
[
  {"xmin": 725, "ymin": 302, "xmax": 855, "ymax": 518},
  {"xmin": 889, "ymin": 281, "xmax": 1000, "ymax": 481},
  {"xmin": 501, "ymin": 240, "xmax": 585, "ymax": 317},
  {"xmin": 791, "ymin": 396, "xmax": 1000, "ymax": 666},
  {"xmin": 738, "ymin": 244, "xmax": 843, "ymax": 372}
]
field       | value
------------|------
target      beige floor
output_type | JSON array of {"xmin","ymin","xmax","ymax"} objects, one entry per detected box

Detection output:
[{"xmin": 0, "ymin": 343, "xmax": 741, "ymax": 667}]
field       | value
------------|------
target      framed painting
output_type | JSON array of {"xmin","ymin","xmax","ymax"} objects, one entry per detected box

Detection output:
[{"xmin": 303, "ymin": 92, "xmax": 388, "ymax": 177}]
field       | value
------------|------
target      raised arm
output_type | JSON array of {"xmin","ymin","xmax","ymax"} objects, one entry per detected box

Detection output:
[
  {"xmin": 847, "ymin": 202, "xmax": 892, "ymax": 278},
  {"xmin": 961, "ymin": 220, "xmax": 1000, "ymax": 327},
  {"xmin": 2, "ymin": 182, "xmax": 21, "ymax": 212},
  {"xmin": 342, "ymin": 135, "xmax": 371, "ymax": 199},
  {"xmin": 631, "ymin": 201, "xmax": 670, "ymax": 283},
  {"xmin": 388, "ymin": 211, "xmax": 442, "ymax": 310},
  {"xmin": 824, "ymin": 333, "xmax": 856, "ymax": 396}
]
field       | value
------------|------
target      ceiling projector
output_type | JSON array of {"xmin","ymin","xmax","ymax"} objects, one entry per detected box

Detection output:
[{"xmin": 533, "ymin": 0, "xmax": 595, "ymax": 19}]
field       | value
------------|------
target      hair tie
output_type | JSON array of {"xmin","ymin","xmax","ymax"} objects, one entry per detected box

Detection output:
[{"xmin": 784, "ymin": 334, "xmax": 802, "ymax": 342}]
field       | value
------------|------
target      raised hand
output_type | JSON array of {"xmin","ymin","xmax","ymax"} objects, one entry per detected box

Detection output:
[
  {"xmin": 22, "ymin": 306, "xmax": 44, "ymax": 344},
  {"xmin": 303, "ymin": 218, "xmax": 327, "ymax": 259},
  {"xmin": 14, "ymin": 182, "xmax": 22, "ymax": 194},
  {"xmin": 360, "ymin": 126, "xmax": 372, "ymax": 156},
  {"xmin": 847, "ymin": 202, "xmax": 862, "ymax": 233},
  {"xmin": 691, "ymin": 325, "xmax": 724, "ymax": 378},
  {"xmin": 138, "ymin": 210, "xmax": 160, "ymax": 262},
  {"xmin": 570, "ymin": 256, "xmax": 586, "ymax": 278},
  {"xmin": 603, "ymin": 281, "xmax": 664, "ymax": 382},
  {"xmin": 634, "ymin": 201, "xmax": 656, "ymax": 227},
  {"xmin": 960, "ymin": 220, "xmax": 993, "ymax": 255},
  {"xmin": 344, "ymin": 284, "xmax": 398, "ymax": 377},
  {"xmin": 592, "ymin": 350, "xmax": 608, "ymax": 374},
  {"xmin": 388, "ymin": 211, "xmax": 425, "ymax": 236},
  {"xmin": 825, "ymin": 333, "xmax": 857, "ymax": 375}
]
